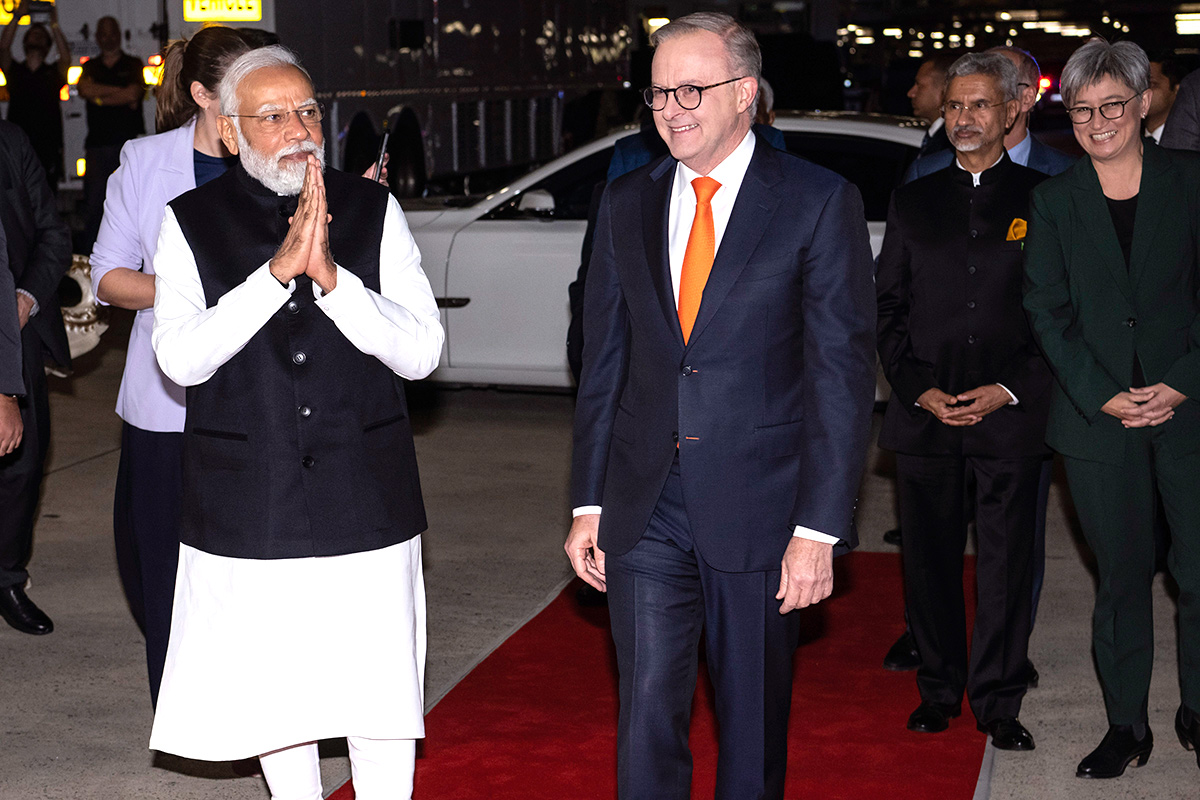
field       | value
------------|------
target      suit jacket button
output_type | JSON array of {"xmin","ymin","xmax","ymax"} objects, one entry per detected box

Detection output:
[
  {"xmin": 968, "ymin": 265, "xmax": 976, "ymax": 274},
  {"xmin": 967, "ymin": 301, "xmax": 976, "ymax": 309},
  {"xmin": 1126, "ymin": 317, "xmax": 1137, "ymax": 327},
  {"xmin": 681, "ymin": 365, "xmax": 692, "ymax": 375},
  {"xmin": 301, "ymin": 455, "xmax": 315, "ymax": 468},
  {"xmin": 286, "ymin": 300, "xmax": 300, "ymax": 313},
  {"xmin": 298, "ymin": 405, "xmax": 312, "ymax": 417},
  {"xmin": 293, "ymin": 351, "xmax": 307, "ymax": 365},
  {"xmin": 970, "ymin": 229, "xmax": 979, "ymax": 238},
  {"xmin": 968, "ymin": 335, "xmax": 977, "ymax": 344},
  {"xmin": 672, "ymin": 431, "xmax": 679, "ymax": 442}
]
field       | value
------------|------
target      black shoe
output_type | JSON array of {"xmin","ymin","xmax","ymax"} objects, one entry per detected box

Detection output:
[
  {"xmin": 882, "ymin": 527, "xmax": 902, "ymax": 546},
  {"xmin": 1026, "ymin": 660, "xmax": 1039, "ymax": 689},
  {"xmin": 979, "ymin": 717, "xmax": 1035, "ymax": 751},
  {"xmin": 1176, "ymin": 705, "xmax": 1200, "ymax": 771},
  {"xmin": 0, "ymin": 585, "xmax": 53, "ymax": 635},
  {"xmin": 1076, "ymin": 725, "xmax": 1153, "ymax": 778},
  {"xmin": 907, "ymin": 701, "xmax": 961, "ymax": 733},
  {"xmin": 883, "ymin": 630, "xmax": 920, "ymax": 671}
]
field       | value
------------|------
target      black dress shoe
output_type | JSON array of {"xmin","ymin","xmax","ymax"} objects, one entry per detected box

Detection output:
[
  {"xmin": 883, "ymin": 630, "xmax": 920, "ymax": 671},
  {"xmin": 979, "ymin": 717, "xmax": 1035, "ymax": 751},
  {"xmin": 1025, "ymin": 660, "xmax": 1039, "ymax": 688},
  {"xmin": 1176, "ymin": 705, "xmax": 1200, "ymax": 770},
  {"xmin": 882, "ymin": 527, "xmax": 902, "ymax": 546},
  {"xmin": 0, "ymin": 585, "xmax": 53, "ymax": 635},
  {"xmin": 907, "ymin": 701, "xmax": 961, "ymax": 733},
  {"xmin": 1076, "ymin": 725, "xmax": 1153, "ymax": 778}
]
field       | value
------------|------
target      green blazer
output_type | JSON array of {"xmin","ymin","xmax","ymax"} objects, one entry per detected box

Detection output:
[{"xmin": 1023, "ymin": 141, "xmax": 1200, "ymax": 465}]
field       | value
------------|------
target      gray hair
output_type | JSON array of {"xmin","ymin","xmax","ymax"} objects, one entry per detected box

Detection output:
[
  {"xmin": 1059, "ymin": 38, "xmax": 1149, "ymax": 108},
  {"xmin": 650, "ymin": 12, "xmax": 762, "ymax": 82},
  {"xmin": 945, "ymin": 52, "xmax": 1020, "ymax": 102},
  {"xmin": 987, "ymin": 46, "xmax": 1040, "ymax": 89},
  {"xmin": 219, "ymin": 45, "xmax": 312, "ymax": 116}
]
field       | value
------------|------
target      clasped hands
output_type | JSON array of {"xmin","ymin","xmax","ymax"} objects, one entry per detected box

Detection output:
[
  {"xmin": 269, "ymin": 155, "xmax": 337, "ymax": 294},
  {"xmin": 918, "ymin": 384, "xmax": 1012, "ymax": 426},
  {"xmin": 1102, "ymin": 383, "xmax": 1186, "ymax": 428}
]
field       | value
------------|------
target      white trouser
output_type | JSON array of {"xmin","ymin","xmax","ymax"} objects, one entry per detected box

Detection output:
[{"xmin": 259, "ymin": 738, "xmax": 417, "ymax": 800}]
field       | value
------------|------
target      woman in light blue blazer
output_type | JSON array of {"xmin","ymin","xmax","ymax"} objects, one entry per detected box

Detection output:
[{"xmin": 90, "ymin": 25, "xmax": 258, "ymax": 708}]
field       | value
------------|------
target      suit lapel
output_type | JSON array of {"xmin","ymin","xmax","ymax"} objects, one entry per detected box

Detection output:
[
  {"xmin": 1129, "ymin": 142, "xmax": 1171, "ymax": 293},
  {"xmin": 684, "ymin": 140, "xmax": 781, "ymax": 350},
  {"xmin": 1070, "ymin": 159, "xmax": 1134, "ymax": 301},
  {"xmin": 641, "ymin": 156, "xmax": 684, "ymax": 349}
]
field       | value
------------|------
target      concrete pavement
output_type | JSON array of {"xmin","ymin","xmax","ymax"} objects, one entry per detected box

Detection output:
[{"xmin": 0, "ymin": 310, "xmax": 1195, "ymax": 798}]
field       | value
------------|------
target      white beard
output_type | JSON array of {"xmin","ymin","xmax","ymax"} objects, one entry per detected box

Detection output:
[
  {"xmin": 236, "ymin": 126, "xmax": 325, "ymax": 196},
  {"xmin": 948, "ymin": 125, "xmax": 985, "ymax": 152}
]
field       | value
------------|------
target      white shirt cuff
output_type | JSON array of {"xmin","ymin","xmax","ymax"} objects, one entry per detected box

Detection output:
[
  {"xmin": 792, "ymin": 525, "xmax": 840, "ymax": 545},
  {"xmin": 997, "ymin": 383, "xmax": 1018, "ymax": 405},
  {"xmin": 573, "ymin": 506, "xmax": 602, "ymax": 517},
  {"xmin": 16, "ymin": 288, "xmax": 38, "ymax": 317}
]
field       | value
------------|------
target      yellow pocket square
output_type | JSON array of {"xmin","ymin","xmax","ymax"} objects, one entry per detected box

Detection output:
[{"xmin": 1006, "ymin": 218, "xmax": 1027, "ymax": 241}]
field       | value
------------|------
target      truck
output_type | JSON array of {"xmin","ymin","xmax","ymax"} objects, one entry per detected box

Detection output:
[{"xmin": 3, "ymin": 0, "xmax": 632, "ymax": 196}]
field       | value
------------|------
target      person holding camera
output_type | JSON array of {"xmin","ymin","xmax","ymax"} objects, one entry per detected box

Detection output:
[{"xmin": 0, "ymin": 0, "xmax": 72, "ymax": 190}]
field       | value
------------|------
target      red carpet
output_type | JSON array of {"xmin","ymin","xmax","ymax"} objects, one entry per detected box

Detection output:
[{"xmin": 329, "ymin": 551, "xmax": 984, "ymax": 799}]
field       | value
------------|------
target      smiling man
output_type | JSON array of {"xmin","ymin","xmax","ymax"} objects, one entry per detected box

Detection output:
[
  {"xmin": 876, "ymin": 52, "xmax": 1052, "ymax": 751},
  {"xmin": 147, "ymin": 46, "xmax": 443, "ymax": 800},
  {"xmin": 565, "ymin": 12, "xmax": 876, "ymax": 799}
]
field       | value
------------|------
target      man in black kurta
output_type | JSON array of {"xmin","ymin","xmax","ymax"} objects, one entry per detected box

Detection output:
[{"xmin": 876, "ymin": 52, "xmax": 1051, "ymax": 750}]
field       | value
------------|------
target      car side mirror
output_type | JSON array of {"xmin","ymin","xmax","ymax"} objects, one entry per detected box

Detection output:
[{"xmin": 517, "ymin": 189, "xmax": 556, "ymax": 216}]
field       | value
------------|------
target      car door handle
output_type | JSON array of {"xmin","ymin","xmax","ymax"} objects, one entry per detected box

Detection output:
[{"xmin": 436, "ymin": 297, "xmax": 471, "ymax": 308}]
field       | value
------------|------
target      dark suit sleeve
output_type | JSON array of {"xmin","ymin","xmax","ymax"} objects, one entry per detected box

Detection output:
[
  {"xmin": 12, "ymin": 128, "xmax": 71, "ymax": 305},
  {"xmin": 790, "ymin": 180, "xmax": 877, "ymax": 544},
  {"xmin": 876, "ymin": 190, "xmax": 938, "ymax": 409},
  {"xmin": 0, "ymin": 261, "xmax": 21, "ymax": 395},
  {"xmin": 1161, "ymin": 71, "xmax": 1200, "ymax": 151},
  {"xmin": 570, "ymin": 185, "xmax": 630, "ymax": 507},
  {"xmin": 1023, "ymin": 187, "xmax": 1125, "ymax": 418},
  {"xmin": 1163, "ymin": 178, "xmax": 1200, "ymax": 398}
]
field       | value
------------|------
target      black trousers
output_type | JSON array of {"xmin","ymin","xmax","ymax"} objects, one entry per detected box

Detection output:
[
  {"xmin": 605, "ymin": 460, "xmax": 801, "ymax": 800},
  {"xmin": 81, "ymin": 145, "xmax": 123, "ymax": 254},
  {"xmin": 0, "ymin": 332, "xmax": 50, "ymax": 588},
  {"xmin": 896, "ymin": 452, "xmax": 1039, "ymax": 724},
  {"xmin": 113, "ymin": 422, "xmax": 183, "ymax": 707}
]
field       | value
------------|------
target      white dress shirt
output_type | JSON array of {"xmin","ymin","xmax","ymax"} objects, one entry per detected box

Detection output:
[
  {"xmin": 152, "ymin": 195, "xmax": 443, "ymax": 387},
  {"xmin": 575, "ymin": 129, "xmax": 839, "ymax": 546}
]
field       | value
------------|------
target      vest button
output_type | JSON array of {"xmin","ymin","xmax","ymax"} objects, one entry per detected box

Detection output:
[
  {"xmin": 301, "ymin": 455, "xmax": 315, "ymax": 468},
  {"xmin": 293, "ymin": 351, "xmax": 307, "ymax": 365},
  {"xmin": 298, "ymin": 405, "xmax": 311, "ymax": 417},
  {"xmin": 286, "ymin": 301, "xmax": 300, "ymax": 313}
]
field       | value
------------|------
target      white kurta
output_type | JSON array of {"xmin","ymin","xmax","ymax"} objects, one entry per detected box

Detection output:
[
  {"xmin": 147, "ymin": 189, "xmax": 444, "ymax": 760},
  {"xmin": 150, "ymin": 539, "xmax": 427, "ymax": 760}
]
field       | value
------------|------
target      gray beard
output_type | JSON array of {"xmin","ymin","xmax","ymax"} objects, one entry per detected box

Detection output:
[{"xmin": 236, "ymin": 127, "xmax": 325, "ymax": 196}]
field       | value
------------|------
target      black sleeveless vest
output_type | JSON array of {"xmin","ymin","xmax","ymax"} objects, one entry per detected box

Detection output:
[{"xmin": 169, "ymin": 163, "xmax": 427, "ymax": 559}]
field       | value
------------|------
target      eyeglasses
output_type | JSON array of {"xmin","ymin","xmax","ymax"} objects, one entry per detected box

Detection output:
[
  {"xmin": 943, "ymin": 100, "xmax": 1007, "ymax": 117},
  {"xmin": 643, "ymin": 77, "xmax": 747, "ymax": 111},
  {"xmin": 1066, "ymin": 96, "xmax": 1137, "ymax": 125},
  {"xmin": 228, "ymin": 103, "xmax": 325, "ymax": 131}
]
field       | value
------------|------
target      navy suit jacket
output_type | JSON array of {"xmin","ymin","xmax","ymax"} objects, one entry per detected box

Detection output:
[
  {"xmin": 571, "ymin": 135, "xmax": 877, "ymax": 573},
  {"xmin": 903, "ymin": 134, "xmax": 1077, "ymax": 183}
]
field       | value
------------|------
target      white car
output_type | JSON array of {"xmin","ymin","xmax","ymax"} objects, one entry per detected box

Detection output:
[{"xmin": 403, "ymin": 111, "xmax": 926, "ymax": 389}]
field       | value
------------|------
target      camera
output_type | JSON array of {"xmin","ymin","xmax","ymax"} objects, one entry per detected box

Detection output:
[{"xmin": 27, "ymin": 1, "xmax": 54, "ymax": 24}]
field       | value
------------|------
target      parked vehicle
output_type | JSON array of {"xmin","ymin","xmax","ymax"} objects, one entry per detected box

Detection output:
[{"xmin": 404, "ymin": 111, "xmax": 925, "ymax": 390}]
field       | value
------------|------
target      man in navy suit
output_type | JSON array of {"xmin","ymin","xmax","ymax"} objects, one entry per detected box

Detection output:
[{"xmin": 565, "ymin": 12, "xmax": 876, "ymax": 799}]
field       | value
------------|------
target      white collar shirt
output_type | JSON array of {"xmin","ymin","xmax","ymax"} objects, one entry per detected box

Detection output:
[{"xmin": 666, "ymin": 127, "xmax": 756, "ymax": 303}]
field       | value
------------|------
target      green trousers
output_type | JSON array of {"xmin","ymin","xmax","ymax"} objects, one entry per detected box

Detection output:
[{"xmin": 1064, "ymin": 426, "xmax": 1200, "ymax": 725}]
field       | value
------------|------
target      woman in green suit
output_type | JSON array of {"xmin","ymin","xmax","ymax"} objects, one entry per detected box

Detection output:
[{"xmin": 1025, "ymin": 38, "xmax": 1200, "ymax": 780}]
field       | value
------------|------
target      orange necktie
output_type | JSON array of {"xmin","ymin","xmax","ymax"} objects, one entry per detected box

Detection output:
[{"xmin": 678, "ymin": 176, "xmax": 721, "ymax": 344}]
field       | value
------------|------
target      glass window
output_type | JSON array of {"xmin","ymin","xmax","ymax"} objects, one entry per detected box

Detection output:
[
  {"xmin": 488, "ymin": 147, "xmax": 614, "ymax": 221},
  {"xmin": 782, "ymin": 132, "xmax": 917, "ymax": 221}
]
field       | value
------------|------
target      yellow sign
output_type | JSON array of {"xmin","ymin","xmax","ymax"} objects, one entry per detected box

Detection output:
[{"xmin": 183, "ymin": 0, "xmax": 262, "ymax": 23}]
